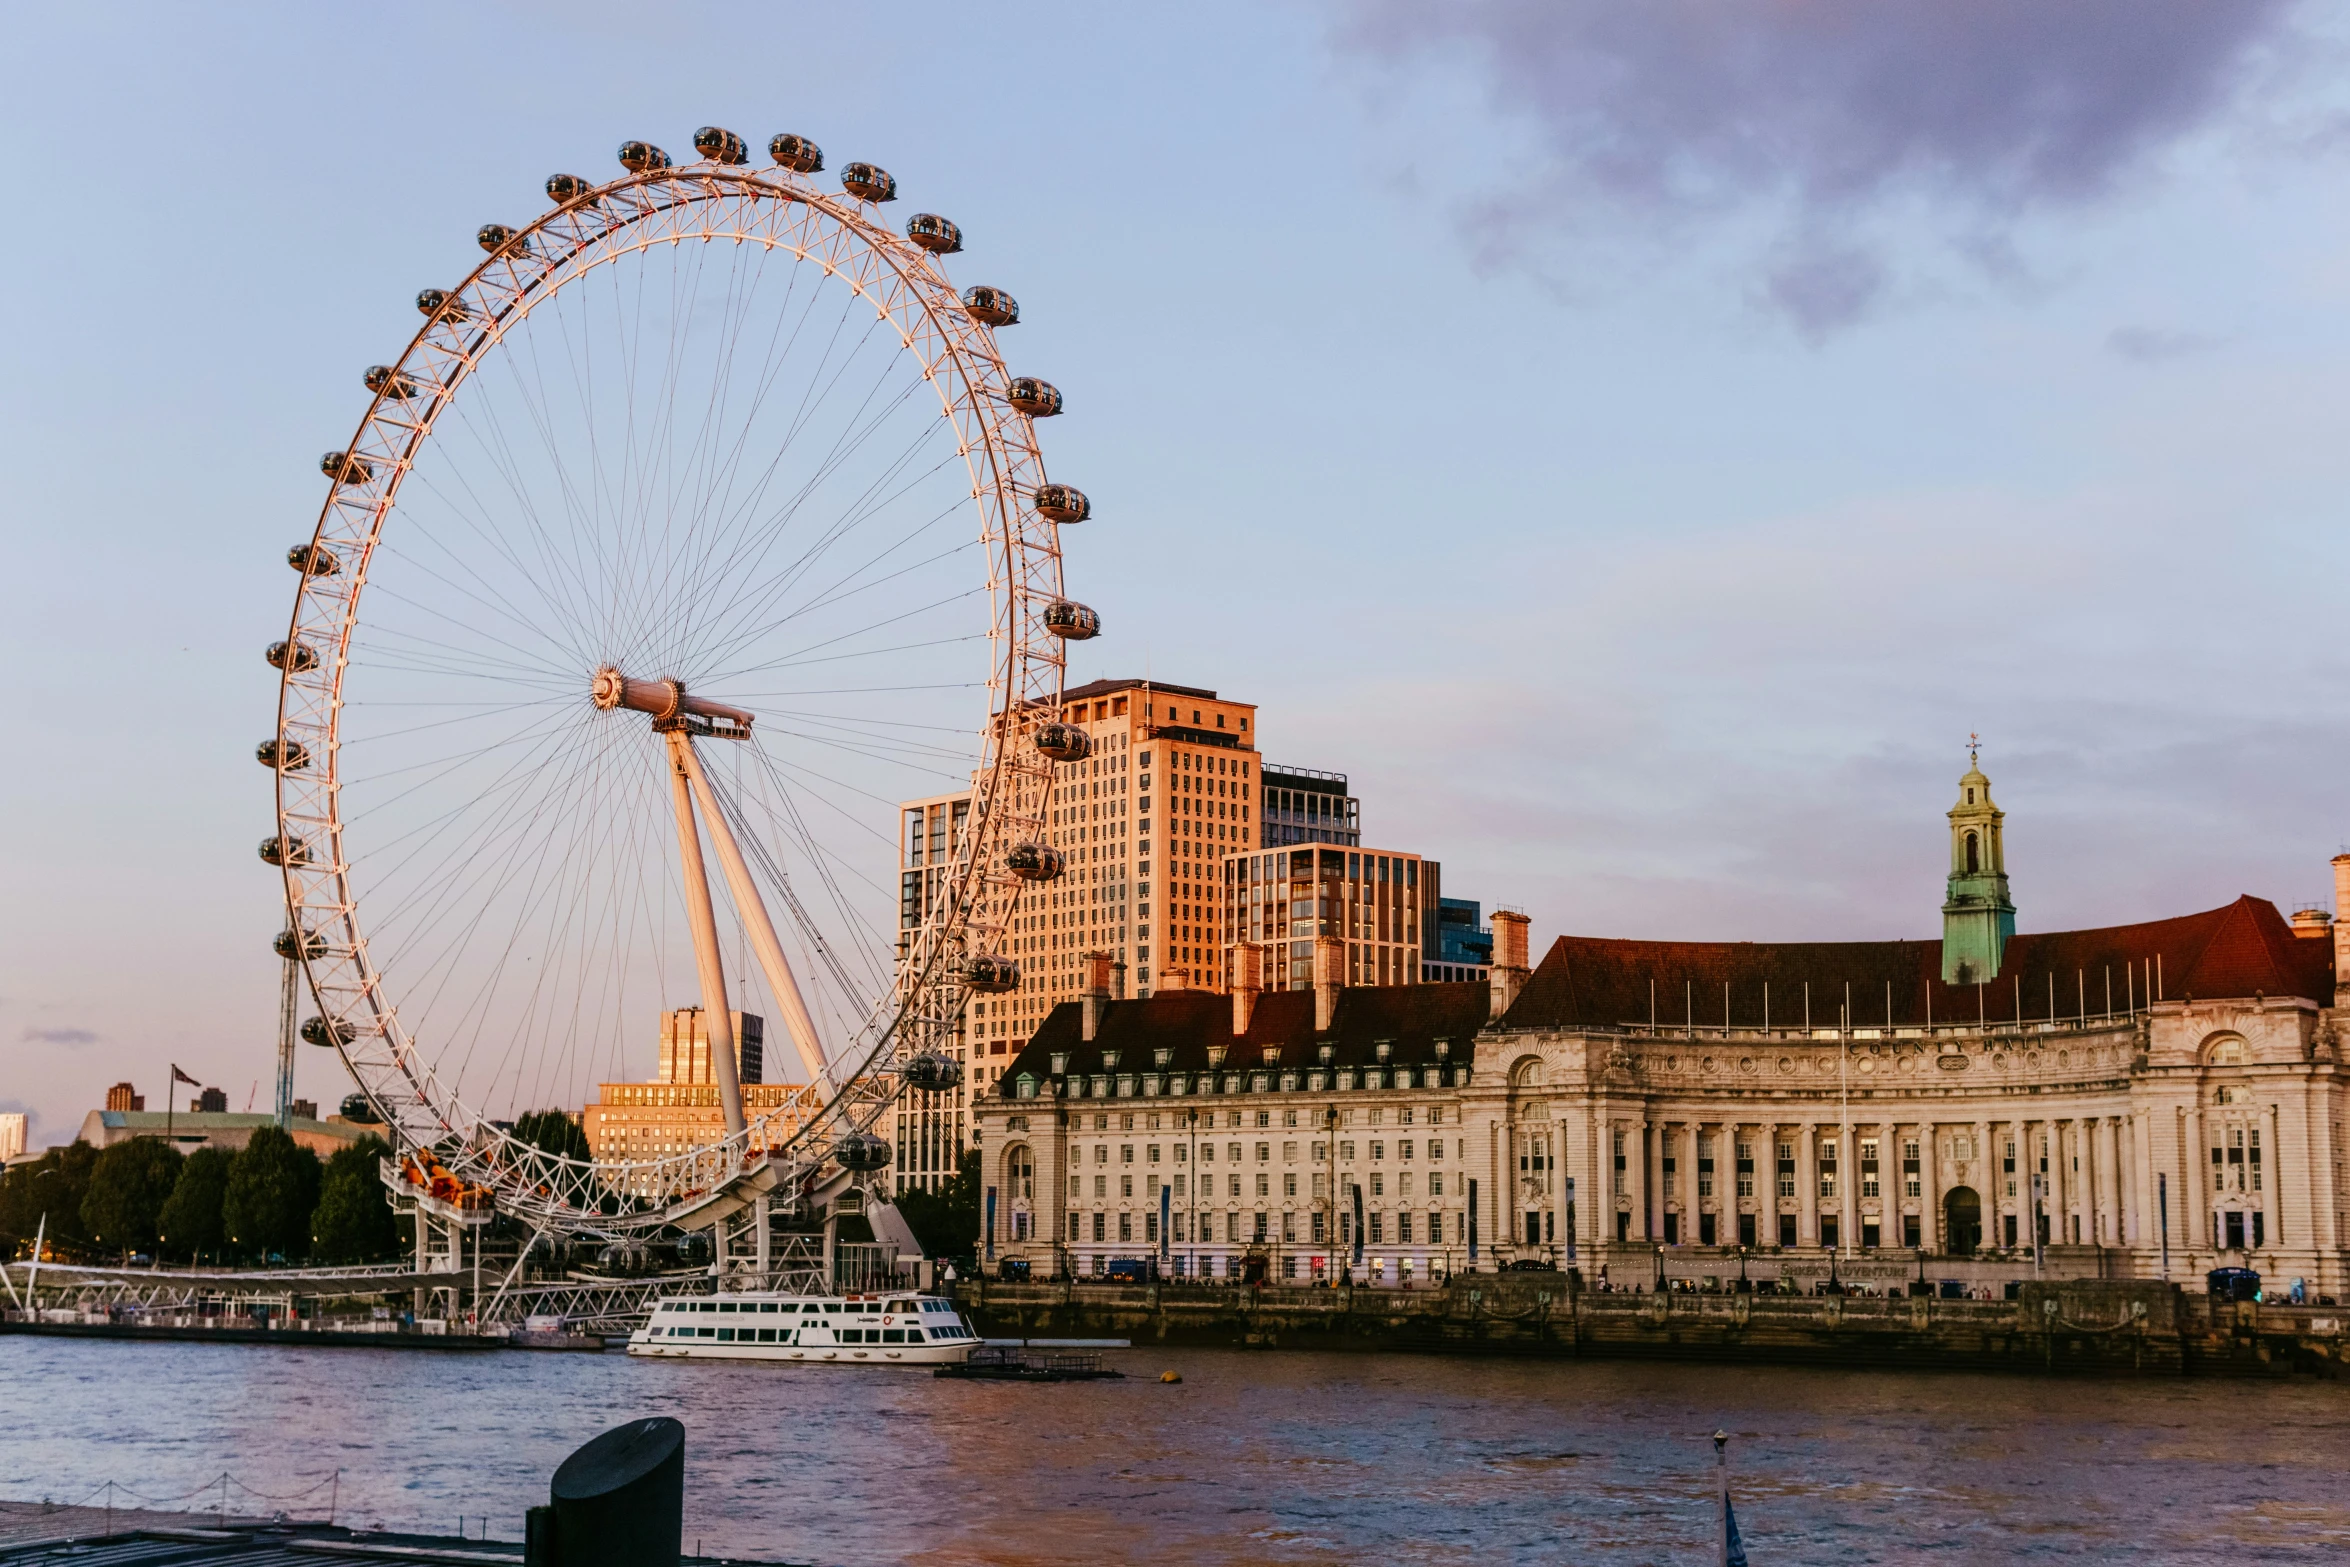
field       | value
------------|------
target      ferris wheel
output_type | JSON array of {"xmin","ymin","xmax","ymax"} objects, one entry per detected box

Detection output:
[{"xmin": 262, "ymin": 127, "xmax": 1098, "ymax": 1237}]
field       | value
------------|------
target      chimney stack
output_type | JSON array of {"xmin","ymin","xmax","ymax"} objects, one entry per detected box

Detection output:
[
  {"xmin": 1488, "ymin": 909, "xmax": 1531, "ymax": 1020},
  {"xmin": 1159, "ymin": 965, "xmax": 1188, "ymax": 994},
  {"xmin": 1313, "ymin": 936, "xmax": 1344, "ymax": 1034},
  {"xmin": 1081, "ymin": 949, "xmax": 1113, "ymax": 1042},
  {"xmin": 1230, "ymin": 943, "xmax": 1263, "ymax": 1036},
  {"xmin": 2333, "ymin": 854, "xmax": 2350, "ymax": 1004}
]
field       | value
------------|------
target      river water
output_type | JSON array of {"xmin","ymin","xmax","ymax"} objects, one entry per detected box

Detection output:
[{"xmin": 1, "ymin": 1338, "xmax": 2344, "ymax": 1564}]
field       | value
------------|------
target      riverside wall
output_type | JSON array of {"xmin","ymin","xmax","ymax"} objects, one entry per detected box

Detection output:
[{"xmin": 958, "ymin": 1277, "xmax": 2349, "ymax": 1377}]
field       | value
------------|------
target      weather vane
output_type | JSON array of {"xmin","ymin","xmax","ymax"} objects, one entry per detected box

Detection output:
[{"xmin": 1968, "ymin": 731, "xmax": 1980, "ymax": 766}]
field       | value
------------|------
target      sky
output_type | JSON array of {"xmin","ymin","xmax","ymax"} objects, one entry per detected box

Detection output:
[{"xmin": 3, "ymin": 1, "xmax": 2348, "ymax": 1146}]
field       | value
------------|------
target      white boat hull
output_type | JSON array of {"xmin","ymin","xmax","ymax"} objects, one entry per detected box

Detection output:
[{"xmin": 624, "ymin": 1287, "xmax": 979, "ymax": 1368}]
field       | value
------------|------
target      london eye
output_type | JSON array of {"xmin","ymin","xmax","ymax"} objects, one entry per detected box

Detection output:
[{"xmin": 262, "ymin": 127, "xmax": 1097, "ymax": 1239}]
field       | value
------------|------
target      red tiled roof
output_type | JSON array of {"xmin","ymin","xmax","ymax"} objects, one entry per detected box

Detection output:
[
  {"xmin": 995, "ymin": 981, "xmax": 1492, "ymax": 1090},
  {"xmin": 1500, "ymin": 896, "xmax": 2333, "ymax": 1031}
]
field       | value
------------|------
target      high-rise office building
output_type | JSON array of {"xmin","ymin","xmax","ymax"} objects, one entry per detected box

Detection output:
[
  {"xmin": 105, "ymin": 1082, "xmax": 144, "ymax": 1112},
  {"xmin": 1426, "ymin": 896, "xmax": 1495, "ymax": 983},
  {"xmin": 898, "ymin": 790, "xmax": 975, "ymax": 1193},
  {"xmin": 1259, "ymin": 765, "xmax": 1361, "ymax": 848},
  {"xmin": 658, "ymin": 1007, "xmax": 763, "ymax": 1086},
  {"xmin": 1222, "ymin": 843, "xmax": 1439, "ymax": 990},
  {"xmin": 583, "ymin": 1007, "xmax": 806, "ymax": 1195}
]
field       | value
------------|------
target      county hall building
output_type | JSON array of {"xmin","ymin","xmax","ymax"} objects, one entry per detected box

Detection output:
[{"xmin": 972, "ymin": 757, "xmax": 2350, "ymax": 1297}]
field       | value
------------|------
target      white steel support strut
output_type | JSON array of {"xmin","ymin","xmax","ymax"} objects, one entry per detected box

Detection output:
[
  {"xmin": 675, "ymin": 737, "xmax": 834, "ymax": 1090},
  {"xmin": 665, "ymin": 731, "xmax": 748, "ymax": 1139}
]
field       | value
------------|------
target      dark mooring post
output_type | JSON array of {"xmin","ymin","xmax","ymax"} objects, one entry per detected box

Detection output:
[{"xmin": 528, "ymin": 1417, "xmax": 685, "ymax": 1567}]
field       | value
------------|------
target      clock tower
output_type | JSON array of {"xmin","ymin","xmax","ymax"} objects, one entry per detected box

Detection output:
[{"xmin": 1941, "ymin": 741, "xmax": 2015, "ymax": 984}]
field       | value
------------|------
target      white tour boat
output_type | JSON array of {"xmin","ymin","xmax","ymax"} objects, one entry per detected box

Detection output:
[{"xmin": 626, "ymin": 1290, "xmax": 981, "ymax": 1365}]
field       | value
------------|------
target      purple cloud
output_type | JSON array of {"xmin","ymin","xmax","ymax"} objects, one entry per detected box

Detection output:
[
  {"xmin": 1339, "ymin": 0, "xmax": 2298, "ymax": 333},
  {"xmin": 21, "ymin": 1026, "xmax": 99, "ymax": 1046}
]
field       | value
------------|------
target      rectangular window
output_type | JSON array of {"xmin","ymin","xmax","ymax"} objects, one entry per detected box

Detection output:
[
  {"xmin": 1736, "ymin": 1140, "xmax": 1755, "ymax": 1199},
  {"xmin": 1698, "ymin": 1136, "xmax": 1716, "ymax": 1199},
  {"xmin": 1371, "ymin": 1172, "xmax": 1385, "ymax": 1197},
  {"xmin": 1255, "ymin": 1173, "xmax": 1270, "ymax": 1198},
  {"xmin": 1861, "ymin": 1138, "xmax": 1881, "ymax": 1198},
  {"xmin": 1091, "ymin": 1212, "xmax": 1105, "ymax": 1242},
  {"xmin": 1093, "ymin": 1175, "xmax": 1106, "ymax": 1198},
  {"xmin": 1398, "ymin": 1171, "xmax": 1414, "ymax": 1197},
  {"xmin": 1284, "ymin": 1172, "xmax": 1297, "ymax": 1197},
  {"xmin": 1662, "ymin": 1153, "xmax": 1677, "ymax": 1198},
  {"xmin": 1776, "ymin": 1141, "xmax": 1795, "ymax": 1198},
  {"xmin": 1902, "ymin": 1139, "xmax": 1921, "ymax": 1198},
  {"xmin": 1429, "ymin": 1172, "xmax": 1443, "ymax": 1197},
  {"xmin": 1121, "ymin": 1174, "xmax": 1133, "ymax": 1198},
  {"xmin": 1398, "ymin": 1211, "xmax": 1414, "ymax": 1244},
  {"xmin": 1369, "ymin": 1212, "xmax": 1385, "ymax": 1244}
]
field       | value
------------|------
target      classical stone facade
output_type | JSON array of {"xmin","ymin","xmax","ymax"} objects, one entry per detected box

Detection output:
[{"xmin": 973, "ymin": 765, "xmax": 2350, "ymax": 1296}]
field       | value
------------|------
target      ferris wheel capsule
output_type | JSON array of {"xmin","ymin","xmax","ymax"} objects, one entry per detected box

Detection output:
[
  {"xmin": 906, "ymin": 213, "xmax": 962, "ymax": 254},
  {"xmin": 273, "ymin": 927, "xmax": 329, "ymax": 961},
  {"xmin": 1008, "ymin": 378, "xmax": 1062, "ymax": 417},
  {"xmin": 692, "ymin": 126, "xmax": 749, "ymax": 165},
  {"xmin": 840, "ymin": 162, "xmax": 896, "ymax": 202},
  {"xmin": 320, "ymin": 451, "xmax": 372, "ymax": 485},
  {"xmin": 286, "ymin": 542, "xmax": 340, "ymax": 576},
  {"xmin": 834, "ymin": 1132, "xmax": 892, "ymax": 1171},
  {"xmin": 618, "ymin": 140, "xmax": 671, "ymax": 173},
  {"xmin": 1006, "ymin": 842, "xmax": 1066, "ymax": 882},
  {"xmin": 257, "ymin": 737, "xmax": 311, "ymax": 771},
  {"xmin": 964, "ymin": 953, "xmax": 1021, "ymax": 993},
  {"xmin": 300, "ymin": 1015, "xmax": 353, "ymax": 1048},
  {"xmin": 1035, "ymin": 721, "xmax": 1093, "ymax": 763},
  {"xmin": 901, "ymin": 1053, "xmax": 964, "ymax": 1093},
  {"xmin": 258, "ymin": 833, "xmax": 311, "ymax": 868},
  {"xmin": 767, "ymin": 133, "xmax": 823, "ymax": 173},
  {"xmin": 266, "ymin": 639, "xmax": 320, "ymax": 673},
  {"xmin": 1043, "ymin": 600, "xmax": 1100, "ymax": 641},
  {"xmin": 1033, "ymin": 483, "xmax": 1090, "ymax": 523},
  {"xmin": 545, "ymin": 172, "xmax": 594, "ymax": 205},
  {"xmin": 416, "ymin": 288, "xmax": 467, "ymax": 321},
  {"xmin": 477, "ymin": 223, "xmax": 522, "ymax": 253},
  {"xmin": 363, "ymin": 365, "xmax": 419, "ymax": 400},
  {"xmin": 962, "ymin": 285, "xmax": 1018, "ymax": 326}
]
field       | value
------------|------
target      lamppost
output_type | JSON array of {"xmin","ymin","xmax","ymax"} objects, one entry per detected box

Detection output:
[{"xmin": 1185, "ymin": 1105, "xmax": 1200, "ymax": 1282}]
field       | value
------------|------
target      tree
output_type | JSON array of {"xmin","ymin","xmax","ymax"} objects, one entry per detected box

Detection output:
[
  {"xmin": 311, "ymin": 1136, "xmax": 401, "ymax": 1262},
  {"xmin": 158, "ymin": 1146, "xmax": 233, "ymax": 1262},
  {"xmin": 893, "ymin": 1148, "xmax": 981, "ymax": 1263},
  {"xmin": 222, "ymin": 1126, "xmax": 321, "ymax": 1263},
  {"xmin": 80, "ymin": 1139, "xmax": 184, "ymax": 1257},
  {"xmin": 0, "ymin": 1142, "xmax": 99, "ymax": 1260},
  {"xmin": 513, "ymin": 1109, "xmax": 590, "ymax": 1163}
]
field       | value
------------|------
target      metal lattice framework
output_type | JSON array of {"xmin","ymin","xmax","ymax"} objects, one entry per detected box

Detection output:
[{"xmin": 267, "ymin": 137, "xmax": 1078, "ymax": 1236}]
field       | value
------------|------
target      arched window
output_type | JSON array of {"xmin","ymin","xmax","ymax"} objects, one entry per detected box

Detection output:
[
  {"xmin": 1964, "ymin": 831, "xmax": 1980, "ymax": 873},
  {"xmin": 1511, "ymin": 1057, "xmax": 1544, "ymax": 1088},
  {"xmin": 2206, "ymin": 1037, "xmax": 2247, "ymax": 1067},
  {"xmin": 1007, "ymin": 1144, "xmax": 1034, "ymax": 1199}
]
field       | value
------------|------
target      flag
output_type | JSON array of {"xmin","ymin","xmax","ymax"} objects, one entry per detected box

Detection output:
[
  {"xmin": 1724, "ymin": 1495, "xmax": 1748, "ymax": 1567},
  {"xmin": 170, "ymin": 1064, "xmax": 201, "ymax": 1087}
]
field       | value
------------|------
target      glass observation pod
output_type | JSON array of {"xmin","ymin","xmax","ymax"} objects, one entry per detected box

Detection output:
[
  {"xmin": 618, "ymin": 140, "xmax": 672, "ymax": 173},
  {"xmin": 319, "ymin": 450, "xmax": 371, "ymax": 485},
  {"xmin": 273, "ymin": 927, "xmax": 328, "ymax": 962},
  {"xmin": 476, "ymin": 223, "xmax": 523, "ymax": 254},
  {"xmin": 693, "ymin": 126, "xmax": 750, "ymax": 164},
  {"xmin": 906, "ymin": 213, "xmax": 962, "ymax": 254},
  {"xmin": 1006, "ymin": 842, "xmax": 1066, "ymax": 882},
  {"xmin": 1034, "ymin": 721, "xmax": 1093, "ymax": 762},
  {"xmin": 1008, "ymin": 377, "xmax": 1062, "ymax": 417},
  {"xmin": 415, "ymin": 287, "xmax": 467, "ymax": 321},
  {"xmin": 258, "ymin": 834, "xmax": 311, "ymax": 868},
  {"xmin": 257, "ymin": 737, "xmax": 311, "ymax": 771},
  {"xmin": 363, "ymin": 365, "xmax": 419, "ymax": 399},
  {"xmin": 1033, "ymin": 483, "xmax": 1090, "ymax": 524},
  {"xmin": 768, "ymin": 133, "xmax": 824, "ymax": 173},
  {"xmin": 965, "ymin": 952, "xmax": 1022, "ymax": 992},
  {"xmin": 266, "ymin": 639, "xmax": 319, "ymax": 673},
  {"xmin": 545, "ymin": 172, "xmax": 596, "ymax": 205},
  {"xmin": 840, "ymin": 162, "xmax": 897, "ymax": 202},
  {"xmin": 900, "ymin": 1053, "xmax": 964, "ymax": 1093},
  {"xmin": 962, "ymin": 285, "xmax": 1018, "ymax": 326},
  {"xmin": 835, "ymin": 1132, "xmax": 892, "ymax": 1171},
  {"xmin": 300, "ymin": 1015, "xmax": 353, "ymax": 1048},
  {"xmin": 287, "ymin": 542, "xmax": 340, "ymax": 576},
  {"xmin": 1043, "ymin": 600, "xmax": 1100, "ymax": 641}
]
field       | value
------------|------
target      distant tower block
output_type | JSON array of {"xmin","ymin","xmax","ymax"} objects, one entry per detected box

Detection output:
[
  {"xmin": 1941, "ymin": 742, "xmax": 2017, "ymax": 984},
  {"xmin": 658, "ymin": 1007, "xmax": 764, "ymax": 1086}
]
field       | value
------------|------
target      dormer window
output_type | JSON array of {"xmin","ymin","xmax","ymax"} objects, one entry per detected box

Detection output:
[
  {"xmin": 1374, "ymin": 1040, "xmax": 1392, "ymax": 1063},
  {"xmin": 1261, "ymin": 1046, "xmax": 1280, "ymax": 1066},
  {"xmin": 1049, "ymin": 1052, "xmax": 1068, "ymax": 1075},
  {"xmin": 1207, "ymin": 1044, "xmax": 1227, "ymax": 1068},
  {"xmin": 1153, "ymin": 1047, "xmax": 1172, "ymax": 1068},
  {"xmin": 1434, "ymin": 1040, "xmax": 1450, "ymax": 1059},
  {"xmin": 1101, "ymin": 1050, "xmax": 1119, "ymax": 1071},
  {"xmin": 1317, "ymin": 1044, "xmax": 1333, "ymax": 1064}
]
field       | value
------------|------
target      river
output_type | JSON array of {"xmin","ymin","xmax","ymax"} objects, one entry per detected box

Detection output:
[{"xmin": 1, "ymin": 1338, "xmax": 2344, "ymax": 1563}]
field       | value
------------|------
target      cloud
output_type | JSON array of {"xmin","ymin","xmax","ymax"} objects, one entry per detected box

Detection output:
[
  {"xmin": 1338, "ymin": 0, "xmax": 2299, "ymax": 334},
  {"xmin": 21, "ymin": 1026, "xmax": 99, "ymax": 1046},
  {"xmin": 2106, "ymin": 326, "xmax": 2222, "ymax": 363}
]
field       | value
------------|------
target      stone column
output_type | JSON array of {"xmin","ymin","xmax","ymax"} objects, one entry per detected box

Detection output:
[
  {"xmin": 2182, "ymin": 1105, "xmax": 2205, "ymax": 1254},
  {"xmin": 1839, "ymin": 1117, "xmax": 1857, "ymax": 1253},
  {"xmin": 1920, "ymin": 1119, "xmax": 1940, "ymax": 1253},
  {"xmin": 2011, "ymin": 1117, "xmax": 2030, "ymax": 1250},
  {"xmin": 2264, "ymin": 1101, "xmax": 2282, "ymax": 1251},
  {"xmin": 1798, "ymin": 1120, "xmax": 1819, "ymax": 1247},
  {"xmin": 1971, "ymin": 1116, "xmax": 1992, "ymax": 1250}
]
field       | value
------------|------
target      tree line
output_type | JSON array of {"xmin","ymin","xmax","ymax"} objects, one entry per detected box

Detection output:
[{"xmin": 0, "ymin": 1129, "xmax": 403, "ymax": 1265}]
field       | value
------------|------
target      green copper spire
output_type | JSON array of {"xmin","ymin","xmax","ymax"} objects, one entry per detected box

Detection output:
[{"xmin": 1941, "ymin": 737, "xmax": 2015, "ymax": 984}]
